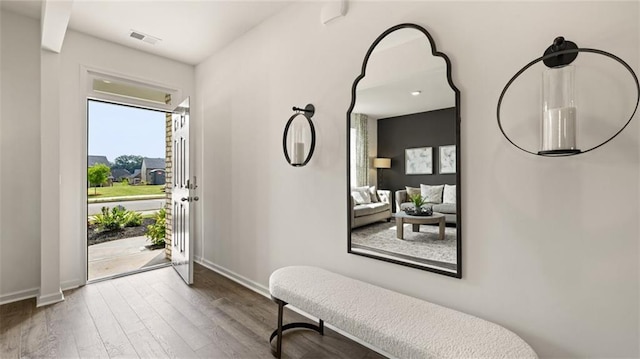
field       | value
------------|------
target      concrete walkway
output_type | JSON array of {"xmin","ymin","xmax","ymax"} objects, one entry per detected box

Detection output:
[{"xmin": 88, "ymin": 236, "xmax": 169, "ymax": 280}]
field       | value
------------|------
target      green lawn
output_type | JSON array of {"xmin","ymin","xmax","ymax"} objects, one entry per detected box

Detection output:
[{"xmin": 88, "ymin": 182, "xmax": 165, "ymax": 199}]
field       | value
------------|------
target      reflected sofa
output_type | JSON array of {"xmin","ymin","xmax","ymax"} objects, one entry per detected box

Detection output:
[
  {"xmin": 351, "ymin": 190, "xmax": 392, "ymax": 229},
  {"xmin": 395, "ymin": 189, "xmax": 456, "ymax": 225}
]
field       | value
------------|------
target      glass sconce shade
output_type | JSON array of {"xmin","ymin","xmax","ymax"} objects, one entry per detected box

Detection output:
[
  {"xmin": 496, "ymin": 37, "xmax": 640, "ymax": 157},
  {"xmin": 540, "ymin": 65, "xmax": 579, "ymax": 155},
  {"xmin": 283, "ymin": 104, "xmax": 316, "ymax": 167},
  {"xmin": 291, "ymin": 121, "xmax": 305, "ymax": 165}
]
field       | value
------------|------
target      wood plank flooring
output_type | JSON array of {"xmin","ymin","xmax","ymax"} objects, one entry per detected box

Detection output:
[{"xmin": 0, "ymin": 264, "xmax": 385, "ymax": 358}]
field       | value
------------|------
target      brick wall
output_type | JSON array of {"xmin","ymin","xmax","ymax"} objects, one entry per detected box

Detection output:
[{"xmin": 164, "ymin": 112, "xmax": 172, "ymax": 259}]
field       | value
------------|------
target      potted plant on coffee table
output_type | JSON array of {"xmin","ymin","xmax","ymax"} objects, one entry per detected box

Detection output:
[{"xmin": 406, "ymin": 194, "xmax": 433, "ymax": 216}]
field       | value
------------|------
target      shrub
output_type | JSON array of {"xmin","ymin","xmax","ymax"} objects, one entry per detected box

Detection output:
[
  {"xmin": 145, "ymin": 208, "xmax": 166, "ymax": 246},
  {"xmin": 93, "ymin": 205, "xmax": 142, "ymax": 232},
  {"xmin": 93, "ymin": 206, "xmax": 125, "ymax": 232},
  {"xmin": 123, "ymin": 211, "xmax": 142, "ymax": 227},
  {"xmin": 121, "ymin": 178, "xmax": 129, "ymax": 185}
]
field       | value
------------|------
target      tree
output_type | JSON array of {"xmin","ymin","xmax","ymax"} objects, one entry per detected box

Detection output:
[
  {"xmin": 88, "ymin": 163, "xmax": 110, "ymax": 195},
  {"xmin": 112, "ymin": 155, "xmax": 143, "ymax": 173}
]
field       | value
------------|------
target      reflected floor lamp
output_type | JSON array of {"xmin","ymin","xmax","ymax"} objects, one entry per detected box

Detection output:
[{"xmin": 373, "ymin": 158, "xmax": 391, "ymax": 189}]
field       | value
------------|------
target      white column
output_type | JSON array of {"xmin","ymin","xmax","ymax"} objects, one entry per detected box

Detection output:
[
  {"xmin": 38, "ymin": 49, "xmax": 63, "ymax": 307},
  {"xmin": 0, "ymin": 8, "xmax": 3, "ymax": 281}
]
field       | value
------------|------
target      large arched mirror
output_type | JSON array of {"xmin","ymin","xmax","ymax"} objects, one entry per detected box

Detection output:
[{"xmin": 347, "ymin": 24, "xmax": 461, "ymax": 278}]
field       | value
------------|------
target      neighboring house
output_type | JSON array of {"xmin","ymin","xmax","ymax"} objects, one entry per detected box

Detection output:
[
  {"xmin": 148, "ymin": 169, "xmax": 166, "ymax": 185},
  {"xmin": 88, "ymin": 155, "xmax": 110, "ymax": 167},
  {"xmin": 141, "ymin": 157, "xmax": 166, "ymax": 185},
  {"xmin": 109, "ymin": 168, "xmax": 131, "ymax": 182},
  {"xmin": 129, "ymin": 169, "xmax": 142, "ymax": 184}
]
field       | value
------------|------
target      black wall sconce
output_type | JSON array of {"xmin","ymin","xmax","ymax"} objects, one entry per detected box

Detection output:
[
  {"xmin": 497, "ymin": 36, "xmax": 640, "ymax": 156},
  {"xmin": 283, "ymin": 104, "xmax": 316, "ymax": 166}
]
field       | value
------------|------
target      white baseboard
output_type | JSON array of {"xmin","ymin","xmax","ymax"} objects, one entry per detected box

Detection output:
[
  {"xmin": 61, "ymin": 279, "xmax": 82, "ymax": 291},
  {"xmin": 195, "ymin": 256, "xmax": 270, "ymax": 297},
  {"xmin": 37, "ymin": 289, "xmax": 64, "ymax": 307},
  {"xmin": 193, "ymin": 257, "xmax": 394, "ymax": 359},
  {"xmin": 0, "ymin": 280, "xmax": 81, "ymax": 307},
  {"xmin": 0, "ymin": 287, "xmax": 39, "ymax": 305}
]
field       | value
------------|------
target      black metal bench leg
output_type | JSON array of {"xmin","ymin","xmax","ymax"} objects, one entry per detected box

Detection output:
[
  {"xmin": 269, "ymin": 297, "xmax": 325, "ymax": 358},
  {"xmin": 276, "ymin": 299, "xmax": 284, "ymax": 359}
]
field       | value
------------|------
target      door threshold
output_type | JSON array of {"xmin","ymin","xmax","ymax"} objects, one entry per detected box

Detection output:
[{"xmin": 87, "ymin": 262, "xmax": 171, "ymax": 284}]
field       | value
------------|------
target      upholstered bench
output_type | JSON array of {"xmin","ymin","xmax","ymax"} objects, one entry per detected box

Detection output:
[{"xmin": 269, "ymin": 266, "xmax": 537, "ymax": 359}]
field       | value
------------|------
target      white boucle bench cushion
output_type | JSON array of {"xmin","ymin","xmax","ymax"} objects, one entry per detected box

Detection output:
[{"xmin": 269, "ymin": 266, "xmax": 537, "ymax": 359}]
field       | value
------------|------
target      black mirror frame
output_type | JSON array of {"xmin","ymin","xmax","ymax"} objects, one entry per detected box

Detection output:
[{"xmin": 346, "ymin": 23, "xmax": 462, "ymax": 278}]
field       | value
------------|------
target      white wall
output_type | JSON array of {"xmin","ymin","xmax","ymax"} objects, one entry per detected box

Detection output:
[
  {"xmin": 0, "ymin": 5, "xmax": 3, "ymax": 303},
  {"xmin": 0, "ymin": 11, "xmax": 41, "ymax": 302},
  {"xmin": 0, "ymin": 1, "xmax": 2, "ymax": 304},
  {"xmin": 58, "ymin": 29, "xmax": 195, "ymax": 288},
  {"xmin": 637, "ymin": 3, "xmax": 640, "ymax": 356},
  {"xmin": 39, "ymin": 49, "xmax": 64, "ymax": 306},
  {"xmin": 196, "ymin": 1, "xmax": 639, "ymax": 357},
  {"xmin": 0, "ymin": 9, "xmax": 196, "ymax": 298}
]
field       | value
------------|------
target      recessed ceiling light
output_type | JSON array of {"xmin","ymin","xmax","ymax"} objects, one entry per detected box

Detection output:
[{"xmin": 411, "ymin": 91, "xmax": 422, "ymax": 96}]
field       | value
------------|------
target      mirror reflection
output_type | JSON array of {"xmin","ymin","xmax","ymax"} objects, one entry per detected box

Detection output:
[{"xmin": 348, "ymin": 25, "xmax": 460, "ymax": 277}]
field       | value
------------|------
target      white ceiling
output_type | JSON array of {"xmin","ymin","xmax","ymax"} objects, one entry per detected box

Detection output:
[
  {"xmin": 352, "ymin": 28, "xmax": 455, "ymax": 119},
  {"xmin": 1, "ymin": 0, "xmax": 42, "ymax": 19},
  {"xmin": 0, "ymin": 0, "xmax": 291, "ymax": 65},
  {"xmin": 354, "ymin": 69, "xmax": 454, "ymax": 119}
]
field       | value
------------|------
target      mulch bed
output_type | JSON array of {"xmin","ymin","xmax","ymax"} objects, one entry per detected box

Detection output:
[{"xmin": 88, "ymin": 218, "xmax": 157, "ymax": 246}]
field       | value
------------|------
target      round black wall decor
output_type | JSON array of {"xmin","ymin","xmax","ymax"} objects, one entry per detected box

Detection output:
[
  {"xmin": 497, "ymin": 37, "xmax": 640, "ymax": 157},
  {"xmin": 283, "ymin": 104, "xmax": 316, "ymax": 167}
]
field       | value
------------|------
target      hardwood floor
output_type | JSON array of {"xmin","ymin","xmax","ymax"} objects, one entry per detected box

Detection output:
[{"xmin": 0, "ymin": 263, "xmax": 385, "ymax": 358}]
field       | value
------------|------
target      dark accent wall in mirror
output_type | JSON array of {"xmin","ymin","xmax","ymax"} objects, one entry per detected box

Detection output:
[
  {"xmin": 347, "ymin": 23, "xmax": 461, "ymax": 278},
  {"xmin": 378, "ymin": 108, "xmax": 456, "ymax": 203}
]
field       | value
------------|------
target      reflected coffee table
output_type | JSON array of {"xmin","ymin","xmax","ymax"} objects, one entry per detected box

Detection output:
[{"xmin": 394, "ymin": 212, "xmax": 445, "ymax": 240}]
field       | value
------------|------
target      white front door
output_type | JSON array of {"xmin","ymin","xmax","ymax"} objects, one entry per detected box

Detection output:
[{"xmin": 171, "ymin": 97, "xmax": 195, "ymax": 284}]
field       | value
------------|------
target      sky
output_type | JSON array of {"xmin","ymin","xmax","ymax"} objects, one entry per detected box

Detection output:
[{"xmin": 88, "ymin": 100, "xmax": 166, "ymax": 163}]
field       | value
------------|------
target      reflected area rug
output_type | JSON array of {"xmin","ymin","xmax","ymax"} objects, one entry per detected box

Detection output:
[{"xmin": 351, "ymin": 221, "xmax": 457, "ymax": 270}]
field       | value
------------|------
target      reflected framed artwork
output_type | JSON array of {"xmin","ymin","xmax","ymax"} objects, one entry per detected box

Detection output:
[
  {"xmin": 439, "ymin": 145, "xmax": 456, "ymax": 174},
  {"xmin": 405, "ymin": 147, "xmax": 433, "ymax": 175}
]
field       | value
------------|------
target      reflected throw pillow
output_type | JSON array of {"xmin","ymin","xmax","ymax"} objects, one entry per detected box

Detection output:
[
  {"xmin": 420, "ymin": 184, "xmax": 444, "ymax": 204},
  {"xmin": 352, "ymin": 186, "xmax": 372, "ymax": 205},
  {"xmin": 405, "ymin": 186, "xmax": 421, "ymax": 200},
  {"xmin": 443, "ymin": 184, "xmax": 456, "ymax": 204},
  {"xmin": 369, "ymin": 186, "xmax": 380, "ymax": 203}
]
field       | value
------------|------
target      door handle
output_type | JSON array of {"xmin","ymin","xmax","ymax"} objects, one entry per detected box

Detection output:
[
  {"xmin": 181, "ymin": 196, "xmax": 199, "ymax": 202},
  {"xmin": 186, "ymin": 177, "xmax": 198, "ymax": 190},
  {"xmin": 193, "ymin": 196, "xmax": 199, "ymax": 201},
  {"xmin": 181, "ymin": 197, "xmax": 189, "ymax": 202}
]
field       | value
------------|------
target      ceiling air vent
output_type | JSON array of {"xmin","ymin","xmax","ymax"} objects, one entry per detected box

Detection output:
[
  {"xmin": 129, "ymin": 30, "xmax": 161, "ymax": 45},
  {"xmin": 130, "ymin": 31, "xmax": 145, "ymax": 40}
]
